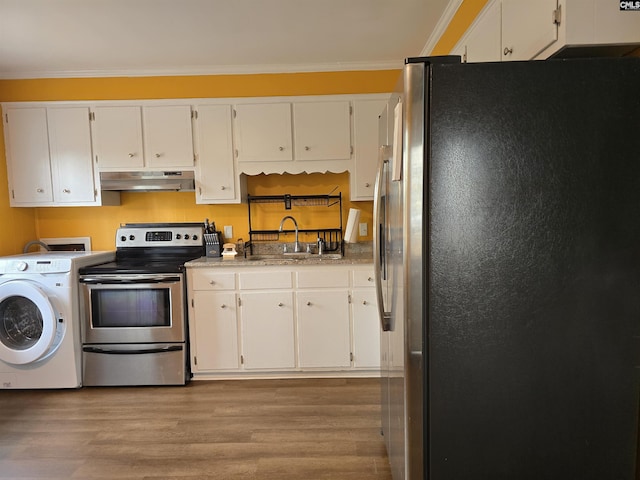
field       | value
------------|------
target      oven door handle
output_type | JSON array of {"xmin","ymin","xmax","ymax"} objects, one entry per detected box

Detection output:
[
  {"xmin": 83, "ymin": 345, "xmax": 183, "ymax": 355},
  {"xmin": 79, "ymin": 276, "xmax": 181, "ymax": 285}
]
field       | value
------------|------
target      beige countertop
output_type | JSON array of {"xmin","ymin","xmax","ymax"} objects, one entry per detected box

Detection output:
[
  {"xmin": 185, "ymin": 242, "xmax": 374, "ymax": 268},
  {"xmin": 185, "ymin": 253, "xmax": 373, "ymax": 268}
]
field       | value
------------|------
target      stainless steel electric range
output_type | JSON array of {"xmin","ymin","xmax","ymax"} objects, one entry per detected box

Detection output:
[{"xmin": 78, "ymin": 223, "xmax": 205, "ymax": 386}]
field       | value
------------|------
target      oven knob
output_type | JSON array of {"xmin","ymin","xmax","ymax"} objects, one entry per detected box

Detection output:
[
  {"xmin": 184, "ymin": 234, "xmax": 190, "ymax": 240},
  {"xmin": 129, "ymin": 235, "xmax": 135, "ymax": 241},
  {"xmin": 120, "ymin": 235, "xmax": 127, "ymax": 242},
  {"xmin": 192, "ymin": 235, "xmax": 198, "ymax": 241},
  {"xmin": 16, "ymin": 261, "xmax": 28, "ymax": 271},
  {"xmin": 176, "ymin": 234, "xmax": 182, "ymax": 239}
]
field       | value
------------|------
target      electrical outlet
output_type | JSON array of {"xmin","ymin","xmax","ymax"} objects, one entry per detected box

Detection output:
[
  {"xmin": 224, "ymin": 225, "xmax": 233, "ymax": 239},
  {"xmin": 359, "ymin": 222, "xmax": 368, "ymax": 236}
]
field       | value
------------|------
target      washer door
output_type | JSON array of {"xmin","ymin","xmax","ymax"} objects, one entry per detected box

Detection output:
[{"xmin": 0, "ymin": 280, "xmax": 63, "ymax": 365}]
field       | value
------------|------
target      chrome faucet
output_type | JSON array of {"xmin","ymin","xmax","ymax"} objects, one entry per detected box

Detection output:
[{"xmin": 279, "ymin": 215, "xmax": 302, "ymax": 253}]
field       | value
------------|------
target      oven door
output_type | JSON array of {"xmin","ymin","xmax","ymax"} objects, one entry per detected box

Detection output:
[{"xmin": 79, "ymin": 274, "xmax": 185, "ymax": 344}]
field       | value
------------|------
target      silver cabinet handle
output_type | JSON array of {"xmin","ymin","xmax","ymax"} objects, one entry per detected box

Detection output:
[
  {"xmin": 279, "ymin": 146, "xmax": 284, "ymax": 151},
  {"xmin": 209, "ymin": 280, "xmax": 216, "ymax": 285},
  {"xmin": 221, "ymin": 186, "xmax": 226, "ymax": 190},
  {"xmin": 504, "ymin": 47, "xmax": 513, "ymax": 56},
  {"xmin": 220, "ymin": 304, "xmax": 227, "ymax": 309},
  {"xmin": 128, "ymin": 153, "xmax": 135, "ymax": 158},
  {"xmin": 62, "ymin": 188, "xmax": 71, "ymax": 194},
  {"xmin": 278, "ymin": 302, "xmax": 284, "ymax": 307},
  {"xmin": 36, "ymin": 188, "xmax": 44, "ymax": 193}
]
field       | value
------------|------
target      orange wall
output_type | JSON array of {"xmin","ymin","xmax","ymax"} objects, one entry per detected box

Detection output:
[{"xmin": 0, "ymin": 70, "xmax": 399, "ymax": 253}]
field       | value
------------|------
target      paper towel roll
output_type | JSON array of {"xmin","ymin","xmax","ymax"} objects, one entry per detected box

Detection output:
[{"xmin": 344, "ymin": 208, "xmax": 361, "ymax": 243}]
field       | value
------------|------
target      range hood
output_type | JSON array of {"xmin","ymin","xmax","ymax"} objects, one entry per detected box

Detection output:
[{"xmin": 100, "ymin": 171, "xmax": 195, "ymax": 192}]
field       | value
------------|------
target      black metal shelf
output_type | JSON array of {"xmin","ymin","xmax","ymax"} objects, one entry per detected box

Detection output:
[{"xmin": 246, "ymin": 193, "xmax": 343, "ymax": 254}]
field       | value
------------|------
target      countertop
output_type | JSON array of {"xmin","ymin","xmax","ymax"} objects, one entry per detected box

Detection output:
[{"xmin": 185, "ymin": 242, "xmax": 374, "ymax": 268}]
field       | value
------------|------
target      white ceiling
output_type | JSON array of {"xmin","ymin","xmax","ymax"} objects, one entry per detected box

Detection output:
[{"xmin": 0, "ymin": 0, "xmax": 453, "ymax": 79}]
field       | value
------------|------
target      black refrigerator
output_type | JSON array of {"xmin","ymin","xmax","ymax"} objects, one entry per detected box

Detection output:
[{"xmin": 374, "ymin": 56, "xmax": 640, "ymax": 480}]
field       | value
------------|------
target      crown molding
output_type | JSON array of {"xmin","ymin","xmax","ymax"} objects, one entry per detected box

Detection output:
[
  {"xmin": 420, "ymin": 0, "xmax": 464, "ymax": 56},
  {"xmin": 0, "ymin": 60, "xmax": 404, "ymax": 80}
]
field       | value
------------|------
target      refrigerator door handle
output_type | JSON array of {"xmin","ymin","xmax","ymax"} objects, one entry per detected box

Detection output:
[{"xmin": 374, "ymin": 148, "xmax": 392, "ymax": 331}]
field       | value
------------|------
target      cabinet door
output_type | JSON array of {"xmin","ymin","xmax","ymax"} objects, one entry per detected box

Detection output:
[
  {"xmin": 351, "ymin": 99, "xmax": 387, "ymax": 201},
  {"xmin": 502, "ymin": 0, "xmax": 558, "ymax": 61},
  {"xmin": 143, "ymin": 105, "xmax": 194, "ymax": 168},
  {"xmin": 351, "ymin": 288, "xmax": 381, "ymax": 369},
  {"xmin": 92, "ymin": 106, "xmax": 144, "ymax": 168},
  {"xmin": 191, "ymin": 291, "xmax": 239, "ymax": 371},
  {"xmin": 234, "ymin": 103, "xmax": 292, "ymax": 162},
  {"xmin": 297, "ymin": 290, "xmax": 351, "ymax": 368},
  {"xmin": 464, "ymin": 0, "xmax": 502, "ymax": 63},
  {"xmin": 48, "ymin": 107, "xmax": 96, "ymax": 203},
  {"xmin": 240, "ymin": 292, "xmax": 295, "ymax": 369},
  {"xmin": 4, "ymin": 108, "xmax": 53, "ymax": 205},
  {"xmin": 293, "ymin": 101, "xmax": 351, "ymax": 161},
  {"xmin": 193, "ymin": 105, "xmax": 238, "ymax": 203}
]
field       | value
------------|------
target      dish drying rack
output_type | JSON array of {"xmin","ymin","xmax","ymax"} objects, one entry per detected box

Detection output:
[{"xmin": 246, "ymin": 192, "xmax": 343, "ymax": 255}]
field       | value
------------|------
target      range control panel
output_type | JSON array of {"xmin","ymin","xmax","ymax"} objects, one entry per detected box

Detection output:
[{"xmin": 116, "ymin": 226, "xmax": 204, "ymax": 248}]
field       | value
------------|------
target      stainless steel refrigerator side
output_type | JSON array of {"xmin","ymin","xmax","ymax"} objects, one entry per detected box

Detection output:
[
  {"xmin": 376, "ymin": 87, "xmax": 406, "ymax": 479},
  {"xmin": 403, "ymin": 62, "xmax": 426, "ymax": 480}
]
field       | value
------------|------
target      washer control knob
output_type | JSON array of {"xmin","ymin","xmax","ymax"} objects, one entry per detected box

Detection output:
[
  {"xmin": 192, "ymin": 235, "xmax": 198, "ymax": 241},
  {"xmin": 120, "ymin": 235, "xmax": 127, "ymax": 242},
  {"xmin": 184, "ymin": 234, "xmax": 190, "ymax": 240},
  {"xmin": 129, "ymin": 235, "xmax": 135, "ymax": 241},
  {"xmin": 176, "ymin": 234, "xmax": 182, "ymax": 239},
  {"xmin": 16, "ymin": 261, "xmax": 28, "ymax": 271}
]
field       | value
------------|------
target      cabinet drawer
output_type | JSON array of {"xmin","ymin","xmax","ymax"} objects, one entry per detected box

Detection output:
[
  {"xmin": 239, "ymin": 271, "xmax": 292, "ymax": 290},
  {"xmin": 297, "ymin": 269, "xmax": 349, "ymax": 289},
  {"xmin": 191, "ymin": 270, "xmax": 236, "ymax": 291},
  {"xmin": 352, "ymin": 268, "xmax": 375, "ymax": 288}
]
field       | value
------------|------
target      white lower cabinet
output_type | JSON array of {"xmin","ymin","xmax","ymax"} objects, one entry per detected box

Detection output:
[
  {"xmin": 240, "ymin": 291, "xmax": 296, "ymax": 370},
  {"xmin": 297, "ymin": 290, "xmax": 351, "ymax": 368},
  {"xmin": 191, "ymin": 291, "xmax": 239, "ymax": 371},
  {"xmin": 187, "ymin": 264, "xmax": 380, "ymax": 379}
]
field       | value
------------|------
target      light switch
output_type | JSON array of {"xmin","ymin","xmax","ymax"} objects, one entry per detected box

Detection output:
[
  {"xmin": 359, "ymin": 222, "xmax": 368, "ymax": 236},
  {"xmin": 224, "ymin": 225, "xmax": 233, "ymax": 239}
]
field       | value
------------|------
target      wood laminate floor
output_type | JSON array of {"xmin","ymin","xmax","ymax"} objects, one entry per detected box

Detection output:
[{"xmin": 0, "ymin": 378, "xmax": 391, "ymax": 480}]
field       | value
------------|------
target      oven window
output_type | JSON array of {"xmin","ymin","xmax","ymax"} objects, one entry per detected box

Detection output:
[{"xmin": 90, "ymin": 289, "xmax": 171, "ymax": 328}]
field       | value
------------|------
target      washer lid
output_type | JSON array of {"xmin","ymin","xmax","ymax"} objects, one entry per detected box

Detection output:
[{"xmin": 0, "ymin": 281, "xmax": 61, "ymax": 365}]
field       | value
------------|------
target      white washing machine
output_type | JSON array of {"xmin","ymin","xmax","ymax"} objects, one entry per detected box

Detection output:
[{"xmin": 0, "ymin": 251, "xmax": 114, "ymax": 389}]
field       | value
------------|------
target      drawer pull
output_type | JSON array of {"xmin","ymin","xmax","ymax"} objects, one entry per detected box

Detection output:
[
  {"xmin": 367, "ymin": 277, "xmax": 373, "ymax": 282},
  {"xmin": 209, "ymin": 280, "xmax": 216, "ymax": 285},
  {"xmin": 362, "ymin": 300, "xmax": 368, "ymax": 305},
  {"xmin": 220, "ymin": 304, "xmax": 227, "ymax": 309},
  {"xmin": 306, "ymin": 301, "xmax": 312, "ymax": 306}
]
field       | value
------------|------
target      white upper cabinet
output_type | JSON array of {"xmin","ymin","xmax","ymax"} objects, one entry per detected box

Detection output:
[
  {"xmin": 293, "ymin": 101, "xmax": 351, "ymax": 161},
  {"xmin": 92, "ymin": 104, "xmax": 194, "ymax": 170},
  {"xmin": 462, "ymin": 0, "xmax": 640, "ymax": 62},
  {"xmin": 351, "ymin": 99, "xmax": 387, "ymax": 201},
  {"xmin": 91, "ymin": 106, "xmax": 144, "ymax": 169},
  {"xmin": 453, "ymin": 0, "xmax": 503, "ymax": 63},
  {"xmin": 233, "ymin": 103, "xmax": 293, "ymax": 163},
  {"xmin": 4, "ymin": 108, "xmax": 53, "ymax": 205},
  {"xmin": 142, "ymin": 105, "xmax": 194, "ymax": 168},
  {"xmin": 502, "ymin": 0, "xmax": 559, "ymax": 61},
  {"xmin": 3, "ymin": 106, "xmax": 108, "ymax": 207},
  {"xmin": 47, "ymin": 107, "xmax": 97, "ymax": 204},
  {"xmin": 193, "ymin": 104, "xmax": 243, "ymax": 204},
  {"xmin": 462, "ymin": 0, "xmax": 640, "ymax": 63}
]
